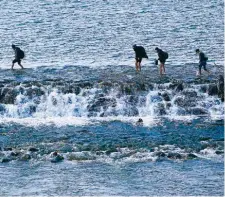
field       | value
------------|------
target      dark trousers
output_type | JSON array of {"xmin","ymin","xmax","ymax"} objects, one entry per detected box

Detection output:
[{"xmin": 199, "ymin": 61, "xmax": 207, "ymax": 73}]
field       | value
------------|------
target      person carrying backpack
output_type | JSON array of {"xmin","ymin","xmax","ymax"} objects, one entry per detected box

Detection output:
[
  {"xmin": 12, "ymin": 44, "xmax": 24, "ymax": 70},
  {"xmin": 133, "ymin": 44, "xmax": 148, "ymax": 72},
  {"xmin": 195, "ymin": 49, "xmax": 210, "ymax": 76},
  {"xmin": 155, "ymin": 47, "xmax": 168, "ymax": 75}
]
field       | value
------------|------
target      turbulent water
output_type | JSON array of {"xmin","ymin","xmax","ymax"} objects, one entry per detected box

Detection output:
[{"xmin": 0, "ymin": 0, "xmax": 224, "ymax": 196}]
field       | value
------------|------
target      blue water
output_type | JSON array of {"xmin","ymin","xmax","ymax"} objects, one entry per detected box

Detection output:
[
  {"xmin": 0, "ymin": 0, "xmax": 224, "ymax": 196},
  {"xmin": 0, "ymin": 0, "xmax": 223, "ymax": 69}
]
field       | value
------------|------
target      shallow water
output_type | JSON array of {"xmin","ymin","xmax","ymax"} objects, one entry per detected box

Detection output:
[
  {"xmin": 0, "ymin": 119, "xmax": 224, "ymax": 195},
  {"xmin": 0, "ymin": 160, "xmax": 223, "ymax": 196}
]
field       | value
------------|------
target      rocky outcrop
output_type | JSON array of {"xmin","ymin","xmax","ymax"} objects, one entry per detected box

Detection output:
[
  {"xmin": 208, "ymin": 84, "xmax": 218, "ymax": 96},
  {"xmin": 217, "ymin": 75, "xmax": 224, "ymax": 102}
]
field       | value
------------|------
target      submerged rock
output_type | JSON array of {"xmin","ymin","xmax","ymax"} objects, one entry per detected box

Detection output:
[
  {"xmin": 167, "ymin": 152, "xmax": 182, "ymax": 159},
  {"xmin": 136, "ymin": 118, "xmax": 143, "ymax": 126},
  {"xmin": 4, "ymin": 147, "xmax": 13, "ymax": 151},
  {"xmin": 50, "ymin": 151, "xmax": 64, "ymax": 163},
  {"xmin": 28, "ymin": 147, "xmax": 39, "ymax": 152},
  {"xmin": 182, "ymin": 90, "xmax": 197, "ymax": 98},
  {"xmin": 161, "ymin": 92, "xmax": 170, "ymax": 101},
  {"xmin": 156, "ymin": 103, "xmax": 166, "ymax": 115},
  {"xmin": 208, "ymin": 84, "xmax": 218, "ymax": 96},
  {"xmin": 155, "ymin": 151, "xmax": 166, "ymax": 157},
  {"xmin": 10, "ymin": 151, "xmax": 20, "ymax": 157},
  {"xmin": 215, "ymin": 150, "xmax": 224, "ymax": 155},
  {"xmin": 200, "ymin": 85, "xmax": 207, "ymax": 93},
  {"xmin": 20, "ymin": 154, "xmax": 31, "ymax": 161},
  {"xmin": 189, "ymin": 108, "xmax": 208, "ymax": 115},
  {"xmin": 51, "ymin": 155, "xmax": 64, "ymax": 163},
  {"xmin": 0, "ymin": 104, "xmax": 6, "ymax": 114},
  {"xmin": 1, "ymin": 157, "xmax": 11, "ymax": 163},
  {"xmin": 187, "ymin": 153, "xmax": 197, "ymax": 159}
]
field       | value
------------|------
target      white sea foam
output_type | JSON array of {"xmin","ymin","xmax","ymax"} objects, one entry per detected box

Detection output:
[{"xmin": 0, "ymin": 82, "xmax": 223, "ymax": 126}]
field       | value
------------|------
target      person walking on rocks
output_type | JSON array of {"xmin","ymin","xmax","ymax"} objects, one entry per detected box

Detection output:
[
  {"xmin": 195, "ymin": 49, "xmax": 210, "ymax": 76},
  {"xmin": 11, "ymin": 44, "xmax": 25, "ymax": 70},
  {"xmin": 133, "ymin": 45, "xmax": 148, "ymax": 72},
  {"xmin": 155, "ymin": 47, "xmax": 168, "ymax": 75}
]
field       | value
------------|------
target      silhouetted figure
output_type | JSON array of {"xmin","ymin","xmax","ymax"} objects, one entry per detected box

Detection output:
[
  {"xmin": 155, "ymin": 47, "xmax": 168, "ymax": 75},
  {"xmin": 195, "ymin": 49, "xmax": 209, "ymax": 76},
  {"xmin": 12, "ymin": 44, "xmax": 24, "ymax": 70},
  {"xmin": 133, "ymin": 45, "xmax": 148, "ymax": 72}
]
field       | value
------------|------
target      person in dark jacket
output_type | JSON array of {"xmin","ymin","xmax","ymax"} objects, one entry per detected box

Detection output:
[
  {"xmin": 133, "ymin": 45, "xmax": 148, "ymax": 72},
  {"xmin": 195, "ymin": 49, "xmax": 209, "ymax": 76},
  {"xmin": 155, "ymin": 47, "xmax": 168, "ymax": 75},
  {"xmin": 12, "ymin": 44, "xmax": 24, "ymax": 70}
]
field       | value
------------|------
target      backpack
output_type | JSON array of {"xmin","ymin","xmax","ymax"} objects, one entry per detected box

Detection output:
[
  {"xmin": 163, "ymin": 52, "xmax": 169, "ymax": 59},
  {"xmin": 204, "ymin": 56, "xmax": 208, "ymax": 61},
  {"xmin": 17, "ymin": 49, "xmax": 25, "ymax": 59},
  {"xmin": 140, "ymin": 47, "xmax": 148, "ymax": 58}
]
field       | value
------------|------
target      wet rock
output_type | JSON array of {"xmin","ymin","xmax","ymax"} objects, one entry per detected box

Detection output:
[
  {"xmin": 208, "ymin": 84, "xmax": 218, "ymax": 96},
  {"xmin": 10, "ymin": 151, "xmax": 20, "ymax": 157},
  {"xmin": 67, "ymin": 152, "xmax": 95, "ymax": 161},
  {"xmin": 124, "ymin": 86, "xmax": 132, "ymax": 94},
  {"xmin": 77, "ymin": 82, "xmax": 92, "ymax": 89},
  {"xmin": 51, "ymin": 97, "xmax": 57, "ymax": 105},
  {"xmin": 175, "ymin": 83, "xmax": 183, "ymax": 92},
  {"xmin": 28, "ymin": 147, "xmax": 39, "ymax": 152},
  {"xmin": 155, "ymin": 103, "xmax": 166, "ymax": 115},
  {"xmin": 29, "ymin": 105, "xmax": 37, "ymax": 114},
  {"xmin": 161, "ymin": 92, "xmax": 170, "ymax": 101},
  {"xmin": 74, "ymin": 86, "xmax": 81, "ymax": 95},
  {"xmin": 51, "ymin": 151, "xmax": 64, "ymax": 163},
  {"xmin": 33, "ymin": 97, "xmax": 41, "ymax": 105},
  {"xmin": 0, "ymin": 104, "xmax": 6, "ymax": 114},
  {"xmin": 51, "ymin": 155, "xmax": 64, "ymax": 163},
  {"xmin": 199, "ymin": 137, "xmax": 211, "ymax": 141},
  {"xmin": 20, "ymin": 154, "xmax": 31, "ymax": 161},
  {"xmin": 96, "ymin": 151, "xmax": 104, "ymax": 156},
  {"xmin": 1, "ymin": 157, "xmax": 11, "ymax": 163},
  {"xmin": 87, "ymin": 97, "xmax": 116, "ymax": 112},
  {"xmin": 4, "ymin": 147, "xmax": 13, "ymax": 151},
  {"xmin": 189, "ymin": 108, "xmax": 208, "ymax": 115},
  {"xmin": 136, "ymin": 83, "xmax": 146, "ymax": 91},
  {"xmin": 127, "ymin": 95, "xmax": 139, "ymax": 104},
  {"xmin": 124, "ymin": 107, "xmax": 139, "ymax": 116},
  {"xmin": 200, "ymin": 85, "xmax": 207, "ymax": 93},
  {"xmin": 182, "ymin": 90, "xmax": 197, "ymax": 98},
  {"xmin": 167, "ymin": 152, "xmax": 182, "ymax": 159},
  {"xmin": 174, "ymin": 97, "xmax": 196, "ymax": 108},
  {"xmin": 3, "ymin": 88, "xmax": 18, "ymax": 104},
  {"xmin": 106, "ymin": 148, "xmax": 118, "ymax": 155},
  {"xmin": 217, "ymin": 75, "xmax": 224, "ymax": 102},
  {"xmin": 187, "ymin": 153, "xmax": 197, "ymax": 159},
  {"xmin": 215, "ymin": 150, "xmax": 224, "ymax": 155},
  {"xmin": 155, "ymin": 152, "xmax": 166, "ymax": 157},
  {"xmin": 166, "ymin": 102, "xmax": 172, "ymax": 108},
  {"xmin": 136, "ymin": 118, "xmax": 143, "ymax": 126}
]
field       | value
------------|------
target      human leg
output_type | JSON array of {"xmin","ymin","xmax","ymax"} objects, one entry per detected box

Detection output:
[
  {"xmin": 198, "ymin": 63, "xmax": 202, "ymax": 76},
  {"xmin": 203, "ymin": 62, "xmax": 210, "ymax": 74},
  {"xmin": 160, "ymin": 63, "xmax": 163, "ymax": 75},
  {"xmin": 162, "ymin": 62, "xmax": 165, "ymax": 74},
  {"xmin": 12, "ymin": 59, "xmax": 17, "ymax": 70},
  {"xmin": 135, "ymin": 59, "xmax": 138, "ymax": 71},
  {"xmin": 18, "ymin": 59, "xmax": 24, "ymax": 69}
]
